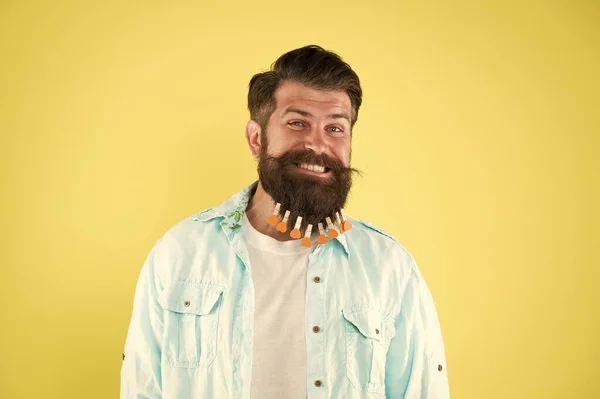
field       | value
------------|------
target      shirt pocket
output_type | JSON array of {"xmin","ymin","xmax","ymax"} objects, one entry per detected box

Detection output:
[
  {"xmin": 342, "ymin": 306, "xmax": 396, "ymax": 394},
  {"xmin": 160, "ymin": 280, "xmax": 225, "ymax": 368}
]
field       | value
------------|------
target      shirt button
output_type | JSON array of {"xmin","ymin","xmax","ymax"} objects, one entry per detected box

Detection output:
[
  {"xmin": 312, "ymin": 326, "xmax": 320, "ymax": 333},
  {"xmin": 313, "ymin": 276, "xmax": 321, "ymax": 283},
  {"xmin": 184, "ymin": 300, "xmax": 191, "ymax": 307},
  {"xmin": 314, "ymin": 380, "xmax": 322, "ymax": 387},
  {"xmin": 375, "ymin": 328, "xmax": 379, "ymax": 335},
  {"xmin": 438, "ymin": 364, "xmax": 443, "ymax": 371}
]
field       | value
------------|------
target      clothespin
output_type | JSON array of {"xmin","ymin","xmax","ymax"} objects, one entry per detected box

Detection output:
[
  {"xmin": 340, "ymin": 208, "xmax": 352, "ymax": 232},
  {"xmin": 326, "ymin": 217, "xmax": 338, "ymax": 239},
  {"xmin": 290, "ymin": 216, "xmax": 302, "ymax": 239},
  {"xmin": 301, "ymin": 224, "xmax": 313, "ymax": 247},
  {"xmin": 267, "ymin": 203, "xmax": 281, "ymax": 226},
  {"xmin": 335, "ymin": 212, "xmax": 343, "ymax": 234},
  {"xmin": 317, "ymin": 222, "xmax": 329, "ymax": 245},
  {"xmin": 276, "ymin": 210, "xmax": 290, "ymax": 233}
]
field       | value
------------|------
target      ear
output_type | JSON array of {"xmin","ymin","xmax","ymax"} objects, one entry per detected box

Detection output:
[{"xmin": 245, "ymin": 120, "xmax": 262, "ymax": 158}]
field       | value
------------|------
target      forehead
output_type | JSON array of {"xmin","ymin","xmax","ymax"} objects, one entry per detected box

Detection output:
[{"xmin": 273, "ymin": 80, "xmax": 352, "ymax": 117}]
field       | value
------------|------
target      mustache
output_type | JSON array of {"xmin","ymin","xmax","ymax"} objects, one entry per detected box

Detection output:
[{"xmin": 263, "ymin": 150, "xmax": 363, "ymax": 176}]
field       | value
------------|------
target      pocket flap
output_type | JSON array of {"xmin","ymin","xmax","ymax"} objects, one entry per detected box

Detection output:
[
  {"xmin": 161, "ymin": 280, "xmax": 224, "ymax": 315},
  {"xmin": 342, "ymin": 308, "xmax": 384, "ymax": 341}
]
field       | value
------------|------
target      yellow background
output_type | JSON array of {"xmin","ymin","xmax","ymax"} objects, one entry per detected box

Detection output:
[{"xmin": 1, "ymin": 0, "xmax": 598, "ymax": 398}]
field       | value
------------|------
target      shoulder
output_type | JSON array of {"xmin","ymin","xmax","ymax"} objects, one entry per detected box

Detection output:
[
  {"xmin": 162, "ymin": 207, "xmax": 222, "ymax": 244},
  {"xmin": 356, "ymin": 218, "xmax": 400, "ymax": 243},
  {"xmin": 150, "ymin": 208, "xmax": 225, "ymax": 277},
  {"xmin": 346, "ymin": 217, "xmax": 416, "ymax": 275},
  {"xmin": 349, "ymin": 217, "xmax": 410, "ymax": 255},
  {"xmin": 357, "ymin": 222, "xmax": 441, "ymax": 325}
]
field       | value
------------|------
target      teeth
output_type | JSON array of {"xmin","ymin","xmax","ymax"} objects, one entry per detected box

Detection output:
[{"xmin": 298, "ymin": 163, "xmax": 326, "ymax": 173}]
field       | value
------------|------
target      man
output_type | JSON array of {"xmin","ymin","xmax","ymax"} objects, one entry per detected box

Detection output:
[{"xmin": 120, "ymin": 45, "xmax": 450, "ymax": 399}]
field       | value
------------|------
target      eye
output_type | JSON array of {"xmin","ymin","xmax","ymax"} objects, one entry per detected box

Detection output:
[
  {"xmin": 327, "ymin": 126, "xmax": 344, "ymax": 133},
  {"xmin": 288, "ymin": 120, "xmax": 306, "ymax": 127}
]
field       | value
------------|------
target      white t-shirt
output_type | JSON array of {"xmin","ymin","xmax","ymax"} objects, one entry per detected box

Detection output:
[{"xmin": 242, "ymin": 213, "xmax": 314, "ymax": 399}]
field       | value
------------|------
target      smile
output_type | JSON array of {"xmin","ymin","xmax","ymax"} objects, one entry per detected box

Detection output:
[{"xmin": 294, "ymin": 163, "xmax": 330, "ymax": 175}]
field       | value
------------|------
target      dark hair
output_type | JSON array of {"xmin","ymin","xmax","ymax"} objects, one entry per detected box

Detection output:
[{"xmin": 248, "ymin": 45, "xmax": 362, "ymax": 129}]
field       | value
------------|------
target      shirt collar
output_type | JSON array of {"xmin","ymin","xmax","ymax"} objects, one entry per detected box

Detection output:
[{"xmin": 193, "ymin": 180, "xmax": 350, "ymax": 256}]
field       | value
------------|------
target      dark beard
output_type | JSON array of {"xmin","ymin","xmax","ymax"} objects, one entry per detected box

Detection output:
[{"xmin": 257, "ymin": 144, "xmax": 357, "ymax": 229}]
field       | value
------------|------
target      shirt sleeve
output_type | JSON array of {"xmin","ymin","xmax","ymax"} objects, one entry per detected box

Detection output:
[
  {"xmin": 385, "ymin": 258, "xmax": 450, "ymax": 398},
  {"xmin": 120, "ymin": 242, "xmax": 165, "ymax": 399}
]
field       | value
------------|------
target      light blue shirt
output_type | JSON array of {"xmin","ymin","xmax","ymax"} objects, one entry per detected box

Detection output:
[{"xmin": 120, "ymin": 181, "xmax": 450, "ymax": 398}]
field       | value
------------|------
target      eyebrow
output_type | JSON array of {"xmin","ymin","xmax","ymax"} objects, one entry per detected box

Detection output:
[{"xmin": 283, "ymin": 107, "xmax": 351, "ymax": 123}]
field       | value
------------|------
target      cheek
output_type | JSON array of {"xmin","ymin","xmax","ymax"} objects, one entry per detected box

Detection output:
[
  {"xmin": 333, "ymin": 142, "xmax": 351, "ymax": 167},
  {"xmin": 266, "ymin": 140, "xmax": 293, "ymax": 158},
  {"xmin": 263, "ymin": 127, "xmax": 296, "ymax": 156}
]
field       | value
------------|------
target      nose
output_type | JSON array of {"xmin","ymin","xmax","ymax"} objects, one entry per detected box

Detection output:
[{"xmin": 303, "ymin": 129, "xmax": 327, "ymax": 154}]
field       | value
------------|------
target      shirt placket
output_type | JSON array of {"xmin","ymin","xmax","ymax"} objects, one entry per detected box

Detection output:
[
  {"xmin": 305, "ymin": 245, "xmax": 328, "ymax": 398},
  {"xmin": 228, "ymin": 230, "xmax": 255, "ymax": 399}
]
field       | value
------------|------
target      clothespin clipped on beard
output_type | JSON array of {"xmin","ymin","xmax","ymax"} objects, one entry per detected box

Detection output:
[
  {"xmin": 317, "ymin": 222, "xmax": 329, "ymax": 245},
  {"xmin": 266, "ymin": 202, "xmax": 298, "ymax": 239},
  {"xmin": 339, "ymin": 208, "xmax": 352, "ymax": 233},
  {"xmin": 266, "ymin": 203, "xmax": 351, "ymax": 249},
  {"xmin": 326, "ymin": 217, "xmax": 338, "ymax": 239},
  {"xmin": 266, "ymin": 204, "xmax": 304, "ymax": 241},
  {"xmin": 290, "ymin": 216, "xmax": 302, "ymax": 239},
  {"xmin": 306, "ymin": 211, "xmax": 350, "ymax": 248},
  {"xmin": 267, "ymin": 203, "xmax": 281, "ymax": 226},
  {"xmin": 335, "ymin": 212, "xmax": 343, "ymax": 233},
  {"xmin": 276, "ymin": 210, "xmax": 290, "ymax": 233},
  {"xmin": 301, "ymin": 223, "xmax": 313, "ymax": 247}
]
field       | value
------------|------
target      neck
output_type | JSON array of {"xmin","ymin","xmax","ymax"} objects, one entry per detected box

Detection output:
[{"xmin": 245, "ymin": 181, "xmax": 295, "ymax": 241}]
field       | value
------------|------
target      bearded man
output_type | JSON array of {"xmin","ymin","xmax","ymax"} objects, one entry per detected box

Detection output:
[{"xmin": 120, "ymin": 45, "xmax": 450, "ymax": 399}]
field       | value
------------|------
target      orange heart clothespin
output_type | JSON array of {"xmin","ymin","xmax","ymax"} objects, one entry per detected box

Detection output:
[
  {"xmin": 276, "ymin": 210, "xmax": 290, "ymax": 233},
  {"xmin": 290, "ymin": 216, "xmax": 302, "ymax": 239},
  {"xmin": 335, "ymin": 212, "xmax": 344, "ymax": 233},
  {"xmin": 340, "ymin": 208, "xmax": 352, "ymax": 232},
  {"xmin": 326, "ymin": 217, "xmax": 338, "ymax": 239},
  {"xmin": 301, "ymin": 224, "xmax": 313, "ymax": 247},
  {"xmin": 267, "ymin": 203, "xmax": 281, "ymax": 226},
  {"xmin": 317, "ymin": 222, "xmax": 329, "ymax": 245}
]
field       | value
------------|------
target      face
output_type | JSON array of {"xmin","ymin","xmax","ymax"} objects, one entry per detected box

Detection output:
[{"xmin": 252, "ymin": 80, "xmax": 357, "ymax": 228}]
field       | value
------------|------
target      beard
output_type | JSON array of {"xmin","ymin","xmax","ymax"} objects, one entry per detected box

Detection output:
[{"xmin": 257, "ymin": 136, "xmax": 358, "ymax": 229}]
